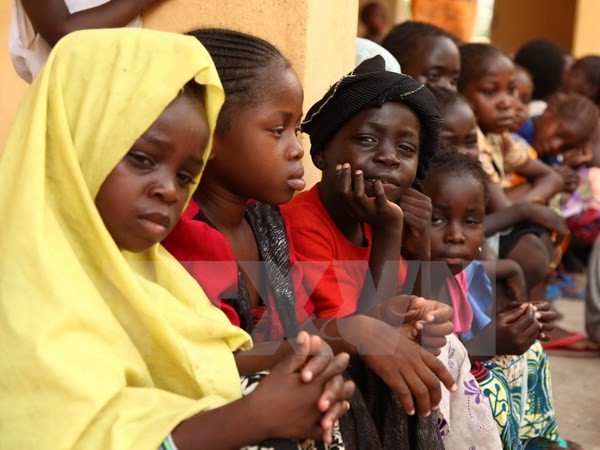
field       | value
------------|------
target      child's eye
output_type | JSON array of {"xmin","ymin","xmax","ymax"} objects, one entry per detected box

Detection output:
[
  {"xmin": 426, "ymin": 71, "xmax": 441, "ymax": 82},
  {"xmin": 127, "ymin": 152, "xmax": 154, "ymax": 167},
  {"xmin": 397, "ymin": 143, "xmax": 417, "ymax": 153},
  {"xmin": 431, "ymin": 216, "xmax": 445, "ymax": 226},
  {"xmin": 294, "ymin": 125, "xmax": 302, "ymax": 136},
  {"xmin": 465, "ymin": 217, "xmax": 482, "ymax": 226},
  {"xmin": 481, "ymin": 89, "xmax": 496, "ymax": 96},
  {"xmin": 177, "ymin": 171, "xmax": 197, "ymax": 186},
  {"xmin": 355, "ymin": 135, "xmax": 376, "ymax": 144},
  {"xmin": 271, "ymin": 127, "xmax": 285, "ymax": 137},
  {"xmin": 466, "ymin": 136, "xmax": 478, "ymax": 148}
]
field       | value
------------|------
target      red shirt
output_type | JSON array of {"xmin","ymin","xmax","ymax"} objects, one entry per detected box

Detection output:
[
  {"xmin": 163, "ymin": 199, "xmax": 313, "ymax": 342},
  {"xmin": 282, "ymin": 184, "xmax": 406, "ymax": 318}
]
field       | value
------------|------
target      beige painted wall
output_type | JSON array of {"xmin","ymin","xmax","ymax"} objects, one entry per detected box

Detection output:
[
  {"xmin": 0, "ymin": 3, "xmax": 29, "ymax": 150},
  {"xmin": 1, "ymin": 1, "xmax": 357, "ymax": 187},
  {"xmin": 144, "ymin": 0, "xmax": 358, "ymax": 188},
  {"xmin": 490, "ymin": 0, "xmax": 575, "ymax": 54},
  {"xmin": 572, "ymin": 0, "xmax": 600, "ymax": 57}
]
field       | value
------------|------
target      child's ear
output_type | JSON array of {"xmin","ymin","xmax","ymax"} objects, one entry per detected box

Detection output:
[{"xmin": 312, "ymin": 149, "xmax": 328, "ymax": 170}]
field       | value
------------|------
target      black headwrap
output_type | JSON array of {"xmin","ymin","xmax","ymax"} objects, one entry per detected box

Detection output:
[{"xmin": 302, "ymin": 55, "xmax": 442, "ymax": 190}]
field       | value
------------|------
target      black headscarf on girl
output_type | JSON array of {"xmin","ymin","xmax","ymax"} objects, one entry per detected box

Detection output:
[{"xmin": 302, "ymin": 55, "xmax": 442, "ymax": 191}]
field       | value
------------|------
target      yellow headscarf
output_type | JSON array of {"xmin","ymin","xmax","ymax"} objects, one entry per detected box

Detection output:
[{"xmin": 0, "ymin": 28, "xmax": 250, "ymax": 449}]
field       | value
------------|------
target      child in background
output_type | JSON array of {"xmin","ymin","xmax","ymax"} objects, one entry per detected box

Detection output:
[
  {"xmin": 381, "ymin": 20, "xmax": 461, "ymax": 91},
  {"xmin": 562, "ymin": 55, "xmax": 600, "ymax": 106},
  {"xmin": 0, "ymin": 28, "xmax": 354, "ymax": 449},
  {"xmin": 458, "ymin": 42, "xmax": 567, "ymax": 301},
  {"xmin": 10, "ymin": 0, "xmax": 164, "ymax": 83},
  {"xmin": 284, "ymin": 56, "xmax": 502, "ymax": 449},
  {"xmin": 163, "ymin": 33, "xmax": 457, "ymax": 449},
  {"xmin": 512, "ymin": 64, "xmax": 535, "ymax": 141},
  {"xmin": 424, "ymin": 151, "xmax": 580, "ymax": 450},
  {"xmin": 514, "ymin": 38, "xmax": 568, "ymax": 117},
  {"xmin": 359, "ymin": 1, "xmax": 390, "ymax": 44}
]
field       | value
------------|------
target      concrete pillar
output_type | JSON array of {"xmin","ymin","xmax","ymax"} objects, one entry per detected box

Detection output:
[
  {"xmin": 571, "ymin": 0, "xmax": 600, "ymax": 57},
  {"xmin": 144, "ymin": 0, "xmax": 359, "ymax": 188}
]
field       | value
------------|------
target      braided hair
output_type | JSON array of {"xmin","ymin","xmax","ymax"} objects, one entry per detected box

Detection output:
[{"xmin": 186, "ymin": 28, "xmax": 291, "ymax": 136}]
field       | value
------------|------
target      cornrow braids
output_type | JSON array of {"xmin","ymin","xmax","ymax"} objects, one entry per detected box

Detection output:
[
  {"xmin": 573, "ymin": 56, "xmax": 600, "ymax": 105},
  {"xmin": 458, "ymin": 43, "xmax": 506, "ymax": 93},
  {"xmin": 186, "ymin": 28, "xmax": 291, "ymax": 135},
  {"xmin": 381, "ymin": 20, "xmax": 461, "ymax": 71},
  {"xmin": 425, "ymin": 149, "xmax": 488, "ymax": 205}
]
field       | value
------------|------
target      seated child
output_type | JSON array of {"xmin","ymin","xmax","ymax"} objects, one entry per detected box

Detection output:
[
  {"xmin": 163, "ymin": 30, "xmax": 457, "ymax": 449},
  {"xmin": 0, "ymin": 28, "xmax": 354, "ymax": 449},
  {"xmin": 424, "ymin": 150, "xmax": 580, "ymax": 450},
  {"xmin": 284, "ymin": 55, "xmax": 502, "ymax": 449},
  {"xmin": 562, "ymin": 55, "xmax": 600, "ymax": 107},
  {"xmin": 458, "ymin": 42, "xmax": 568, "ymax": 301}
]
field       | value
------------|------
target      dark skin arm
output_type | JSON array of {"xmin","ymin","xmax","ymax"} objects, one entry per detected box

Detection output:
[
  {"xmin": 334, "ymin": 164, "xmax": 404, "ymax": 314},
  {"xmin": 173, "ymin": 333, "xmax": 355, "ymax": 449},
  {"xmin": 463, "ymin": 302, "xmax": 540, "ymax": 361},
  {"xmin": 504, "ymin": 158, "xmax": 563, "ymax": 203},
  {"xmin": 484, "ymin": 182, "xmax": 567, "ymax": 240},
  {"xmin": 400, "ymin": 188, "xmax": 433, "ymax": 297},
  {"xmin": 302, "ymin": 314, "xmax": 457, "ymax": 417},
  {"xmin": 21, "ymin": 0, "xmax": 163, "ymax": 47}
]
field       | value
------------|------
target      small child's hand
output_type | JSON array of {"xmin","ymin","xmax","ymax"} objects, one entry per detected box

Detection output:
[
  {"xmin": 335, "ymin": 163, "xmax": 404, "ymax": 229},
  {"xmin": 529, "ymin": 300, "xmax": 557, "ymax": 341},
  {"xmin": 554, "ymin": 165, "xmax": 579, "ymax": 193},
  {"xmin": 250, "ymin": 332, "xmax": 354, "ymax": 443},
  {"xmin": 409, "ymin": 298, "xmax": 454, "ymax": 356},
  {"xmin": 369, "ymin": 295, "xmax": 453, "ymax": 356},
  {"xmin": 496, "ymin": 303, "xmax": 539, "ymax": 354},
  {"xmin": 400, "ymin": 188, "xmax": 432, "ymax": 260}
]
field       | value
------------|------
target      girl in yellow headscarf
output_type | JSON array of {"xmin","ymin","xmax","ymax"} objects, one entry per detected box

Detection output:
[{"xmin": 0, "ymin": 28, "xmax": 352, "ymax": 449}]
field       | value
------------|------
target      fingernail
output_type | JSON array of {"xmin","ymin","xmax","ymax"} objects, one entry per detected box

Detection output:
[
  {"xmin": 355, "ymin": 169, "xmax": 362, "ymax": 175},
  {"xmin": 304, "ymin": 371, "xmax": 313, "ymax": 381},
  {"xmin": 535, "ymin": 312, "xmax": 542, "ymax": 319},
  {"xmin": 423, "ymin": 410, "xmax": 431, "ymax": 417},
  {"xmin": 450, "ymin": 384, "xmax": 458, "ymax": 392},
  {"xmin": 432, "ymin": 404, "xmax": 440, "ymax": 411},
  {"xmin": 342, "ymin": 163, "xmax": 350, "ymax": 169},
  {"xmin": 408, "ymin": 409, "xmax": 415, "ymax": 416},
  {"xmin": 336, "ymin": 164, "xmax": 342, "ymax": 170}
]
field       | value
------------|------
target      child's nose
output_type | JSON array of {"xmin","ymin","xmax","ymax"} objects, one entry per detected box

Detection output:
[
  {"xmin": 150, "ymin": 176, "xmax": 179, "ymax": 204},
  {"xmin": 373, "ymin": 143, "xmax": 400, "ymax": 166},
  {"xmin": 445, "ymin": 223, "xmax": 466, "ymax": 244},
  {"xmin": 290, "ymin": 138, "xmax": 304, "ymax": 160}
]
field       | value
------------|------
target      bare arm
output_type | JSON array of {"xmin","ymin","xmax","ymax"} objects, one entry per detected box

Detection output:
[
  {"xmin": 303, "ymin": 314, "xmax": 457, "ymax": 416},
  {"xmin": 506, "ymin": 158, "xmax": 563, "ymax": 203},
  {"xmin": 21, "ymin": 0, "xmax": 162, "ymax": 47}
]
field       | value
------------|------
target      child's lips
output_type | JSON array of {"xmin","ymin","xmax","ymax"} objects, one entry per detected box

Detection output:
[{"xmin": 288, "ymin": 167, "xmax": 305, "ymax": 191}]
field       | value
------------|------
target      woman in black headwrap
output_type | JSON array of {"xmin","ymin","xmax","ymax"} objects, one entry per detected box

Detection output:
[{"xmin": 282, "ymin": 56, "xmax": 458, "ymax": 449}]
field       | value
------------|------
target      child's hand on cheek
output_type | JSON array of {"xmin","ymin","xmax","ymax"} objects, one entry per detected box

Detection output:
[
  {"xmin": 400, "ymin": 188, "xmax": 432, "ymax": 260},
  {"xmin": 335, "ymin": 163, "xmax": 404, "ymax": 230}
]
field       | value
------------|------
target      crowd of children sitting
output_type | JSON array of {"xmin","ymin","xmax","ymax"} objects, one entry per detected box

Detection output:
[{"xmin": 3, "ymin": 2, "xmax": 600, "ymax": 449}]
